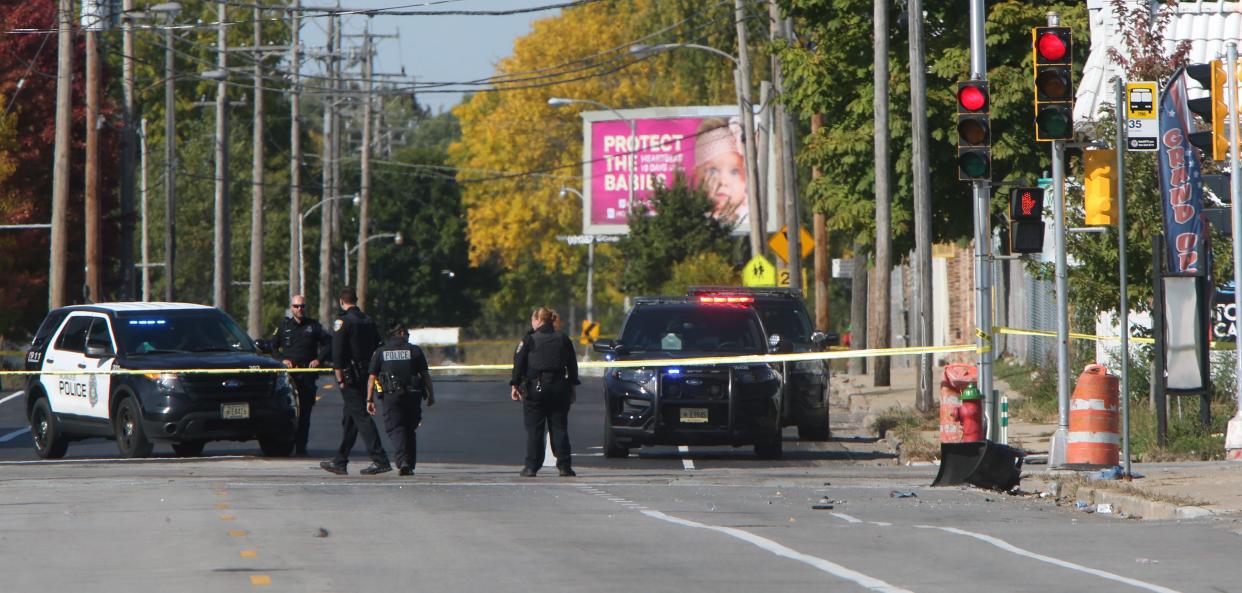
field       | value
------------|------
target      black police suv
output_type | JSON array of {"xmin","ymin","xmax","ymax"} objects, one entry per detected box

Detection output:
[
  {"xmin": 688, "ymin": 287, "xmax": 836, "ymax": 440},
  {"xmin": 593, "ymin": 297, "xmax": 785, "ymax": 459},
  {"xmin": 23, "ymin": 303, "xmax": 298, "ymax": 459}
]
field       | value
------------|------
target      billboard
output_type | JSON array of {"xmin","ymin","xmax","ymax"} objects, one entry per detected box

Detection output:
[{"xmin": 581, "ymin": 106, "xmax": 777, "ymax": 235}]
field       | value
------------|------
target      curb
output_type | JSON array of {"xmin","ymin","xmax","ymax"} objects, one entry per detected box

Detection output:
[{"xmin": 1074, "ymin": 485, "xmax": 1218, "ymax": 520}]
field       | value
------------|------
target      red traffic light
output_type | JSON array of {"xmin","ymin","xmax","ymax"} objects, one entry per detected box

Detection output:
[
  {"xmin": 958, "ymin": 84, "xmax": 988, "ymax": 112},
  {"xmin": 1036, "ymin": 32, "xmax": 1067, "ymax": 62}
]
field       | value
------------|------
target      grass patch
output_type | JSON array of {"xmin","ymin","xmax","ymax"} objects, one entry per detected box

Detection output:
[
  {"xmin": 995, "ymin": 358, "xmax": 1058, "ymax": 423},
  {"xmin": 871, "ymin": 407, "xmax": 940, "ymax": 463}
]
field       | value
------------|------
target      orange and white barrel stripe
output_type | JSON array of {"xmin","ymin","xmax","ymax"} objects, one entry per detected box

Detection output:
[{"xmin": 1067, "ymin": 364, "xmax": 1120, "ymax": 466}]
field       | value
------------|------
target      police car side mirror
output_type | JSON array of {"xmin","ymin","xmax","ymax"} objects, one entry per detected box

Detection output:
[
  {"xmin": 593, "ymin": 339, "xmax": 626, "ymax": 355},
  {"xmin": 85, "ymin": 344, "xmax": 113, "ymax": 359},
  {"xmin": 255, "ymin": 339, "xmax": 273, "ymax": 354}
]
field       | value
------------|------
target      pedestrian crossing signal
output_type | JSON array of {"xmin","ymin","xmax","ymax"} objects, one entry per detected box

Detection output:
[{"xmin": 1009, "ymin": 187, "xmax": 1045, "ymax": 254}]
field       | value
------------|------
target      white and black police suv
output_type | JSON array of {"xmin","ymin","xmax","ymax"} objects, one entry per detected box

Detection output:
[{"xmin": 23, "ymin": 303, "xmax": 298, "ymax": 459}]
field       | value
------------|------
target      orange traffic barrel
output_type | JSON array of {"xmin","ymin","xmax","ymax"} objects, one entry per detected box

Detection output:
[
  {"xmin": 940, "ymin": 364, "xmax": 978, "ymax": 443},
  {"xmin": 1067, "ymin": 364, "xmax": 1120, "ymax": 466}
]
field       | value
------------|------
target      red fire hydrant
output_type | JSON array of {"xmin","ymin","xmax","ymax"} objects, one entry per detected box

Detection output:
[{"xmin": 956, "ymin": 383, "xmax": 985, "ymax": 442}]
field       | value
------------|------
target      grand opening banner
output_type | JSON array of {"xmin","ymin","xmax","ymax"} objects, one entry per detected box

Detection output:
[{"xmin": 580, "ymin": 106, "xmax": 777, "ymax": 235}]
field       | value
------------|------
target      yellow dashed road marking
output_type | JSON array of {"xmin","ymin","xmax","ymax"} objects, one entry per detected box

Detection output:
[
  {"xmin": 249, "ymin": 575, "xmax": 271, "ymax": 585},
  {"xmin": 214, "ymin": 490, "xmax": 228, "ymax": 497},
  {"xmin": 215, "ymin": 503, "xmax": 231, "ymax": 510},
  {"xmin": 229, "ymin": 529, "xmax": 248, "ymax": 537},
  {"xmin": 240, "ymin": 550, "xmax": 257, "ymax": 558},
  {"xmin": 219, "ymin": 514, "xmax": 236, "ymax": 521}
]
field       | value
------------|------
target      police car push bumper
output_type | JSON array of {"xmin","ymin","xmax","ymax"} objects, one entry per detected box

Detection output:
[
  {"xmin": 133, "ymin": 371, "xmax": 297, "ymax": 441},
  {"xmin": 606, "ymin": 365, "xmax": 781, "ymax": 447}
]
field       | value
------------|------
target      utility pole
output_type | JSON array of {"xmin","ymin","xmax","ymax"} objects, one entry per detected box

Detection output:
[
  {"xmin": 910, "ymin": 0, "xmax": 936, "ymax": 411},
  {"xmin": 120, "ymin": 0, "xmax": 137, "ymax": 301},
  {"xmin": 49, "ymin": 0, "xmax": 72, "ymax": 309},
  {"xmin": 872, "ymin": 0, "xmax": 892, "ymax": 387},
  {"xmin": 849, "ymin": 247, "xmax": 868, "ymax": 375},
  {"xmin": 248, "ymin": 6, "xmax": 266, "ymax": 337},
  {"xmin": 85, "ymin": 25, "xmax": 101, "ymax": 302},
  {"xmin": 163, "ymin": 10, "xmax": 177, "ymax": 302},
  {"xmin": 767, "ymin": 2, "xmax": 783, "ymax": 232},
  {"xmin": 812, "ymin": 113, "xmax": 830, "ymax": 333},
  {"xmin": 140, "ymin": 120, "xmax": 150, "ymax": 302},
  {"xmin": 213, "ymin": 1, "xmax": 231, "ymax": 310},
  {"xmin": 289, "ymin": 0, "xmax": 302, "ymax": 300},
  {"xmin": 778, "ymin": 16, "xmax": 801, "ymax": 292},
  {"xmin": 356, "ymin": 23, "xmax": 374, "ymax": 308},
  {"xmin": 734, "ymin": 0, "xmax": 763, "ymax": 258},
  {"xmin": 317, "ymin": 13, "xmax": 338, "ymax": 323}
]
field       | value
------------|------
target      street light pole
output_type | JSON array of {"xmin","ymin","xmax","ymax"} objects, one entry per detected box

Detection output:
[
  {"xmin": 561, "ymin": 187, "xmax": 594, "ymax": 323},
  {"xmin": 300, "ymin": 194, "xmax": 358, "ymax": 297},
  {"xmin": 212, "ymin": 1, "xmax": 230, "ymax": 310}
]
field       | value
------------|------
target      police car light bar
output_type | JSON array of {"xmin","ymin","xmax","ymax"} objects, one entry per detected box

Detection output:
[
  {"xmin": 698, "ymin": 296, "xmax": 754, "ymax": 304},
  {"xmin": 128, "ymin": 319, "xmax": 167, "ymax": 325}
]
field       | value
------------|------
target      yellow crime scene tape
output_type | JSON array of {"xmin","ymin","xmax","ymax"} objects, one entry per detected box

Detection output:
[
  {"xmin": 0, "ymin": 343, "xmax": 977, "ymax": 378},
  {"xmin": 994, "ymin": 326, "xmax": 1236, "ymax": 350}
]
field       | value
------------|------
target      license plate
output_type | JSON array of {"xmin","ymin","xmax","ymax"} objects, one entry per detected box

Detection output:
[
  {"xmin": 221, "ymin": 403, "xmax": 250, "ymax": 420},
  {"xmin": 679, "ymin": 408, "xmax": 709, "ymax": 423}
]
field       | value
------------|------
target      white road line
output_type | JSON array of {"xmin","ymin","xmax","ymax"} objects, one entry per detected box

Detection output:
[
  {"xmin": 0, "ymin": 427, "xmax": 29, "ymax": 442},
  {"xmin": 870, "ymin": 522, "xmax": 892, "ymax": 527},
  {"xmin": 678, "ymin": 445, "xmax": 694, "ymax": 470},
  {"xmin": 642, "ymin": 510, "xmax": 916, "ymax": 593},
  {"xmin": 915, "ymin": 525, "xmax": 1182, "ymax": 593},
  {"xmin": 830, "ymin": 513, "xmax": 863, "ymax": 524},
  {"xmin": 0, "ymin": 391, "xmax": 25, "ymax": 407}
]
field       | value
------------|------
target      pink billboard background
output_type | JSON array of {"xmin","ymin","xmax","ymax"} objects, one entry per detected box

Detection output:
[{"xmin": 587, "ymin": 115, "xmax": 749, "ymax": 231}]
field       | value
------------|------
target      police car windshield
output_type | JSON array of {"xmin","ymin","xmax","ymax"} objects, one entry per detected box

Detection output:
[
  {"xmin": 621, "ymin": 305, "xmax": 764, "ymax": 353},
  {"xmin": 116, "ymin": 311, "xmax": 256, "ymax": 355}
]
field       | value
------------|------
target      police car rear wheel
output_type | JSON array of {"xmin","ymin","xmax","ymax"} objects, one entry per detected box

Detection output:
[
  {"xmin": 31, "ymin": 398, "xmax": 68, "ymax": 459},
  {"xmin": 171, "ymin": 440, "xmax": 206, "ymax": 457},
  {"xmin": 797, "ymin": 411, "xmax": 831, "ymax": 441},
  {"xmin": 114, "ymin": 397, "xmax": 154, "ymax": 458}
]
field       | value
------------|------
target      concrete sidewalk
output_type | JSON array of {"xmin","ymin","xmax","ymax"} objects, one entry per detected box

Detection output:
[{"xmin": 834, "ymin": 364, "xmax": 1242, "ymax": 519}]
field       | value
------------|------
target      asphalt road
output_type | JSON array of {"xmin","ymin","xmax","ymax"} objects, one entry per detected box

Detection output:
[{"xmin": 1, "ymin": 377, "xmax": 1239, "ymax": 593}]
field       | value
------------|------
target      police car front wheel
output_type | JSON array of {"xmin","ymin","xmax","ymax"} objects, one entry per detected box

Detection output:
[
  {"xmin": 114, "ymin": 397, "xmax": 154, "ymax": 458},
  {"xmin": 30, "ymin": 398, "xmax": 68, "ymax": 459}
]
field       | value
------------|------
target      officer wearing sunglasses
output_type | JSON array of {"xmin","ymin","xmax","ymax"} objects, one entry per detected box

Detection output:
[{"xmin": 268, "ymin": 294, "xmax": 331, "ymax": 456}]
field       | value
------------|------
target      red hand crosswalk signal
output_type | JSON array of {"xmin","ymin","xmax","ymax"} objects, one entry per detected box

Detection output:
[
  {"xmin": 1032, "ymin": 26, "xmax": 1074, "ymax": 141},
  {"xmin": 1009, "ymin": 187, "xmax": 1045, "ymax": 254},
  {"xmin": 956, "ymin": 81, "xmax": 991, "ymax": 181}
]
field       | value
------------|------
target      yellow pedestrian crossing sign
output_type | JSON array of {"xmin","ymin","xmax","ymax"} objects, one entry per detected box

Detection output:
[{"xmin": 742, "ymin": 255, "xmax": 777, "ymax": 286}]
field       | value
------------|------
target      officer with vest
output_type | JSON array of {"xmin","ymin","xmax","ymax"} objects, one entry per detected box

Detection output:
[
  {"xmin": 510, "ymin": 307, "xmax": 579, "ymax": 477},
  {"xmin": 366, "ymin": 321, "xmax": 435, "ymax": 476},
  {"xmin": 269, "ymin": 294, "xmax": 331, "ymax": 456},
  {"xmin": 320, "ymin": 288, "xmax": 391, "ymax": 476}
]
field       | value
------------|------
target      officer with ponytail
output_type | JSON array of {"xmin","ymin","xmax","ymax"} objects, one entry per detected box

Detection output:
[{"xmin": 510, "ymin": 307, "xmax": 579, "ymax": 477}]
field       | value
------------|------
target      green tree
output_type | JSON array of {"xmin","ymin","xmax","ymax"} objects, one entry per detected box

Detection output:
[{"xmin": 618, "ymin": 178, "xmax": 733, "ymax": 295}]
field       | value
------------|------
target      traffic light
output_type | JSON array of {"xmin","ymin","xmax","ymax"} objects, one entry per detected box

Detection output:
[
  {"xmin": 957, "ymin": 81, "xmax": 991, "ymax": 180},
  {"xmin": 1032, "ymin": 26, "xmax": 1074, "ymax": 141},
  {"xmin": 1186, "ymin": 60, "xmax": 1229, "ymax": 161},
  {"xmin": 1009, "ymin": 187, "xmax": 1045, "ymax": 254},
  {"xmin": 1083, "ymin": 149, "xmax": 1117, "ymax": 225}
]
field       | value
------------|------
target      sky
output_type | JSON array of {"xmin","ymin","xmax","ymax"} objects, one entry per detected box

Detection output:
[{"xmin": 298, "ymin": 0, "xmax": 555, "ymax": 113}]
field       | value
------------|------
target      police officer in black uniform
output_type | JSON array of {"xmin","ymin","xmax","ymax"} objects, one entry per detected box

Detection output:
[
  {"xmin": 320, "ymin": 288, "xmax": 391, "ymax": 475},
  {"xmin": 510, "ymin": 307, "xmax": 579, "ymax": 477},
  {"xmin": 367, "ymin": 321, "xmax": 435, "ymax": 476},
  {"xmin": 269, "ymin": 294, "xmax": 331, "ymax": 456}
]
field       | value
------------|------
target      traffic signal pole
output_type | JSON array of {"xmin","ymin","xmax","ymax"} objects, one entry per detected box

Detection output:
[
  {"xmin": 968, "ymin": 0, "xmax": 998, "ymax": 438},
  {"xmin": 1114, "ymin": 77, "xmax": 1133, "ymax": 477},
  {"xmin": 1046, "ymin": 11, "xmax": 1070, "ymax": 468}
]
